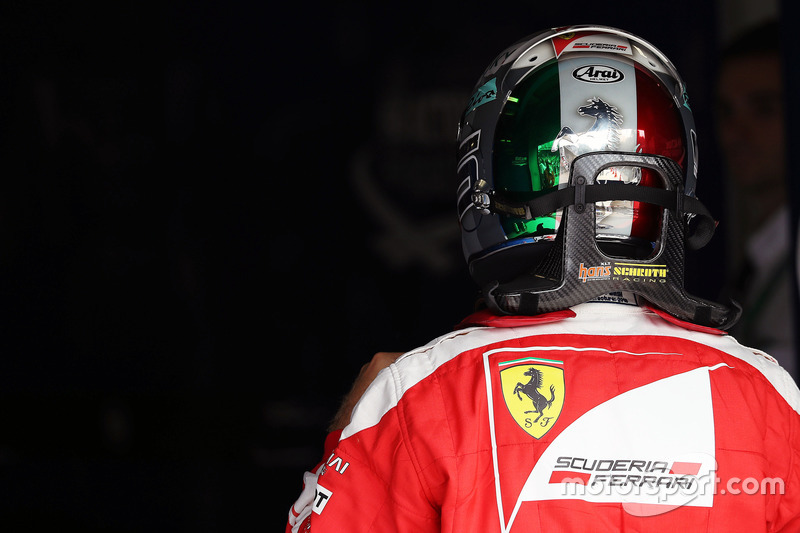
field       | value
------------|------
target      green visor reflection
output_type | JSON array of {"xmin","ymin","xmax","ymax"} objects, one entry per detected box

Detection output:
[{"xmin": 493, "ymin": 60, "xmax": 561, "ymax": 240}]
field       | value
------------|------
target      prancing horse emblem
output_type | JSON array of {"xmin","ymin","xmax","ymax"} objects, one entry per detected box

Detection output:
[
  {"xmin": 550, "ymin": 97, "xmax": 639, "ymax": 186},
  {"xmin": 553, "ymin": 97, "xmax": 623, "ymax": 157},
  {"xmin": 514, "ymin": 367, "xmax": 556, "ymax": 423},
  {"xmin": 499, "ymin": 361, "xmax": 565, "ymax": 439}
]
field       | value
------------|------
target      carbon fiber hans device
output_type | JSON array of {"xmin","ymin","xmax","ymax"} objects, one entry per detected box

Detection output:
[{"xmin": 485, "ymin": 152, "xmax": 741, "ymax": 329}]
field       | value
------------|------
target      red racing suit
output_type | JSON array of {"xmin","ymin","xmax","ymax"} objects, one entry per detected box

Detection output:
[{"xmin": 287, "ymin": 302, "xmax": 800, "ymax": 532}]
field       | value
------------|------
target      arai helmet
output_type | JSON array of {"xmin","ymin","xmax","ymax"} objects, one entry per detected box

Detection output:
[{"xmin": 456, "ymin": 25, "xmax": 739, "ymax": 328}]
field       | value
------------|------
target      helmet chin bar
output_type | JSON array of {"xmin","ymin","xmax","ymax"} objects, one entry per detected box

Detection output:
[{"xmin": 483, "ymin": 152, "xmax": 741, "ymax": 330}]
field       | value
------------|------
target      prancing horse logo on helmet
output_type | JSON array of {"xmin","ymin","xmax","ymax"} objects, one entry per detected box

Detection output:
[
  {"xmin": 553, "ymin": 97, "xmax": 622, "ymax": 157},
  {"xmin": 500, "ymin": 360, "xmax": 565, "ymax": 439},
  {"xmin": 552, "ymin": 97, "xmax": 637, "ymax": 185}
]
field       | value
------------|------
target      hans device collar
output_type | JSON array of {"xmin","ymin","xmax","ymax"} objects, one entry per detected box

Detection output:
[{"xmin": 477, "ymin": 152, "xmax": 741, "ymax": 329}]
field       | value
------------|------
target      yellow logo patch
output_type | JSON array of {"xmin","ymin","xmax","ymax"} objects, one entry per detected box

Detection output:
[{"xmin": 500, "ymin": 359, "xmax": 565, "ymax": 439}]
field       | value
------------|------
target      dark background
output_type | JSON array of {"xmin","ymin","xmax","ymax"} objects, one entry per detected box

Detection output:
[{"xmin": 0, "ymin": 2, "xmax": 779, "ymax": 531}]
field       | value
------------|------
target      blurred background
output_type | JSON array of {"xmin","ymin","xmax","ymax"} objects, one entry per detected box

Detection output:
[{"xmin": 0, "ymin": 0, "xmax": 794, "ymax": 531}]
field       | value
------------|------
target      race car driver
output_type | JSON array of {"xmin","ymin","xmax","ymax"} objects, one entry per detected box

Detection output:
[{"xmin": 286, "ymin": 25, "xmax": 800, "ymax": 532}]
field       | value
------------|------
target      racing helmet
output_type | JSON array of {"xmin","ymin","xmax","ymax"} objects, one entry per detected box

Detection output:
[{"xmin": 456, "ymin": 25, "xmax": 739, "ymax": 328}]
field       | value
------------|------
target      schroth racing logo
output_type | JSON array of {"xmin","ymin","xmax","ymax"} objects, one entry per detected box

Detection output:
[{"xmin": 578, "ymin": 262, "xmax": 668, "ymax": 283}]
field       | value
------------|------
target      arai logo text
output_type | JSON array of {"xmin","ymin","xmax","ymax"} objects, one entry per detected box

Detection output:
[{"xmin": 572, "ymin": 65, "xmax": 624, "ymax": 84}]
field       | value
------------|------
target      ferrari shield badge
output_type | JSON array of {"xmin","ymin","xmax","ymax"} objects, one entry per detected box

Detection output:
[{"xmin": 500, "ymin": 358, "xmax": 565, "ymax": 439}]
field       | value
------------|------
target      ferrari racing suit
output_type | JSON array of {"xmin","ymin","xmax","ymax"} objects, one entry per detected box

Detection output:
[{"xmin": 287, "ymin": 300, "xmax": 800, "ymax": 532}]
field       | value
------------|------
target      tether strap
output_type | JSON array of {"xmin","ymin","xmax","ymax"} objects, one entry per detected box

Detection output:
[{"xmin": 487, "ymin": 183, "xmax": 716, "ymax": 250}]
